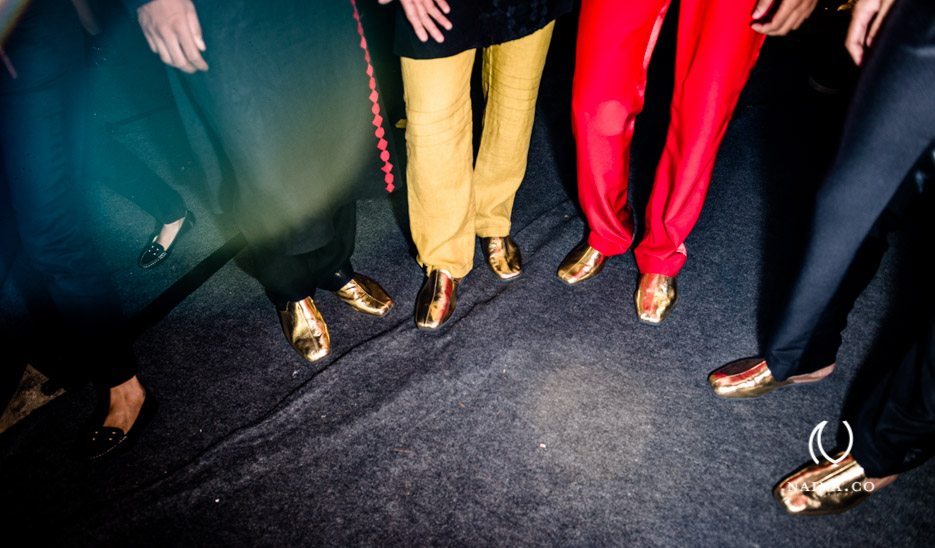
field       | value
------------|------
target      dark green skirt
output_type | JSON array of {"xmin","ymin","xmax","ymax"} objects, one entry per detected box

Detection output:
[{"xmin": 174, "ymin": 0, "xmax": 399, "ymax": 255}]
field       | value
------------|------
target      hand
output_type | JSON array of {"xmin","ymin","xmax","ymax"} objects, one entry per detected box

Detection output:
[
  {"xmin": 137, "ymin": 0, "xmax": 208, "ymax": 73},
  {"xmin": 845, "ymin": 0, "xmax": 897, "ymax": 65},
  {"xmin": 751, "ymin": 0, "xmax": 819, "ymax": 36},
  {"xmin": 378, "ymin": 0, "xmax": 452, "ymax": 44}
]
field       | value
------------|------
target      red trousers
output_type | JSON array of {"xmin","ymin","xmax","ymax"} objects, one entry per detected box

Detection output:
[{"xmin": 573, "ymin": 0, "xmax": 766, "ymax": 276}]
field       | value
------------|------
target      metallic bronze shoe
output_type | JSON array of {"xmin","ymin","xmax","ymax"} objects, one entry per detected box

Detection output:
[
  {"xmin": 774, "ymin": 455, "xmax": 877, "ymax": 516},
  {"xmin": 480, "ymin": 236, "xmax": 522, "ymax": 281},
  {"xmin": 277, "ymin": 297, "xmax": 331, "ymax": 363},
  {"xmin": 556, "ymin": 242, "xmax": 606, "ymax": 285},
  {"xmin": 334, "ymin": 274, "xmax": 394, "ymax": 317},
  {"xmin": 414, "ymin": 268, "xmax": 460, "ymax": 330},
  {"xmin": 635, "ymin": 273, "xmax": 677, "ymax": 325},
  {"xmin": 708, "ymin": 358, "xmax": 835, "ymax": 399}
]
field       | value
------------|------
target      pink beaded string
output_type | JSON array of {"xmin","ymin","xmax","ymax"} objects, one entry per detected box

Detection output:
[{"xmin": 350, "ymin": 0, "xmax": 396, "ymax": 193}]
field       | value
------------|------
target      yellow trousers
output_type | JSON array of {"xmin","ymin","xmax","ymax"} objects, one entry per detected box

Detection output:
[{"xmin": 401, "ymin": 23, "xmax": 555, "ymax": 278}]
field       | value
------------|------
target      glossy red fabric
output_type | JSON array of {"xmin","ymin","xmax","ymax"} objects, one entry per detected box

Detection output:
[{"xmin": 572, "ymin": 0, "xmax": 766, "ymax": 276}]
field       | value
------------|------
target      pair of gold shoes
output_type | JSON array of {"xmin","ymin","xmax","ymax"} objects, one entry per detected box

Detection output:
[
  {"xmin": 277, "ymin": 274, "xmax": 394, "ymax": 363},
  {"xmin": 414, "ymin": 236, "xmax": 522, "ymax": 330},
  {"xmin": 555, "ymin": 242, "xmax": 677, "ymax": 325},
  {"xmin": 707, "ymin": 358, "xmax": 879, "ymax": 514}
]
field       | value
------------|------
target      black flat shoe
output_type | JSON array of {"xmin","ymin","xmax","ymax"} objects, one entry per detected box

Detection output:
[
  {"xmin": 82, "ymin": 392, "xmax": 158, "ymax": 460},
  {"xmin": 138, "ymin": 211, "xmax": 195, "ymax": 269}
]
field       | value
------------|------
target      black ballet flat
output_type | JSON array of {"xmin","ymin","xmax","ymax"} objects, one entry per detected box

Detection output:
[
  {"xmin": 137, "ymin": 211, "xmax": 195, "ymax": 269},
  {"xmin": 82, "ymin": 393, "xmax": 158, "ymax": 460}
]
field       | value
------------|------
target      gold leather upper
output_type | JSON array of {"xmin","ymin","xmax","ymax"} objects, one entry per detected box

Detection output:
[
  {"xmin": 335, "ymin": 274, "xmax": 394, "ymax": 317},
  {"xmin": 481, "ymin": 236, "xmax": 522, "ymax": 280},
  {"xmin": 278, "ymin": 297, "xmax": 331, "ymax": 363},
  {"xmin": 556, "ymin": 242, "xmax": 606, "ymax": 285},
  {"xmin": 415, "ymin": 268, "xmax": 460, "ymax": 330},
  {"xmin": 635, "ymin": 273, "xmax": 677, "ymax": 324},
  {"xmin": 774, "ymin": 455, "xmax": 873, "ymax": 516},
  {"xmin": 708, "ymin": 358, "xmax": 790, "ymax": 399}
]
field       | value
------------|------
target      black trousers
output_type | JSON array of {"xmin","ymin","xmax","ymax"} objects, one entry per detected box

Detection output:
[
  {"xmin": 764, "ymin": 0, "xmax": 935, "ymax": 476},
  {"xmin": 99, "ymin": 134, "xmax": 188, "ymax": 226},
  {"xmin": 249, "ymin": 203, "xmax": 357, "ymax": 306},
  {"xmin": 851, "ymin": 311, "xmax": 935, "ymax": 477},
  {"xmin": 87, "ymin": 0, "xmax": 188, "ymax": 227},
  {"xmin": 765, "ymin": 0, "xmax": 935, "ymax": 376},
  {"xmin": 0, "ymin": 0, "xmax": 136, "ymax": 387}
]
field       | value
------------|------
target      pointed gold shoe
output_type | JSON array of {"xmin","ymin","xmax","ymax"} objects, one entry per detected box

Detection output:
[
  {"xmin": 277, "ymin": 297, "xmax": 331, "ymax": 363},
  {"xmin": 774, "ymin": 455, "xmax": 877, "ymax": 516},
  {"xmin": 556, "ymin": 242, "xmax": 606, "ymax": 285},
  {"xmin": 635, "ymin": 273, "xmax": 677, "ymax": 325},
  {"xmin": 708, "ymin": 358, "xmax": 835, "ymax": 399},
  {"xmin": 414, "ymin": 268, "xmax": 460, "ymax": 330},
  {"xmin": 481, "ymin": 236, "xmax": 522, "ymax": 281},
  {"xmin": 334, "ymin": 274, "xmax": 394, "ymax": 317}
]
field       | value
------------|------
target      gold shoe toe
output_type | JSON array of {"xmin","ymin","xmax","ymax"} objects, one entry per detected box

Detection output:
[
  {"xmin": 556, "ymin": 242, "xmax": 606, "ymax": 285},
  {"xmin": 708, "ymin": 358, "xmax": 834, "ymax": 399},
  {"xmin": 335, "ymin": 274, "xmax": 394, "ymax": 317},
  {"xmin": 708, "ymin": 358, "xmax": 790, "ymax": 399},
  {"xmin": 773, "ymin": 455, "xmax": 873, "ymax": 516},
  {"xmin": 635, "ymin": 273, "xmax": 677, "ymax": 324},
  {"xmin": 415, "ymin": 268, "xmax": 460, "ymax": 330},
  {"xmin": 481, "ymin": 236, "xmax": 522, "ymax": 280},
  {"xmin": 278, "ymin": 297, "xmax": 331, "ymax": 363}
]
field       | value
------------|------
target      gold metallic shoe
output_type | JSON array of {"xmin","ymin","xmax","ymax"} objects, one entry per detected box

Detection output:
[
  {"xmin": 414, "ymin": 268, "xmax": 460, "ymax": 330},
  {"xmin": 480, "ymin": 236, "xmax": 522, "ymax": 281},
  {"xmin": 277, "ymin": 297, "xmax": 331, "ymax": 363},
  {"xmin": 774, "ymin": 455, "xmax": 877, "ymax": 516},
  {"xmin": 708, "ymin": 358, "xmax": 835, "ymax": 399},
  {"xmin": 635, "ymin": 273, "xmax": 677, "ymax": 325},
  {"xmin": 556, "ymin": 242, "xmax": 606, "ymax": 285},
  {"xmin": 334, "ymin": 274, "xmax": 394, "ymax": 317}
]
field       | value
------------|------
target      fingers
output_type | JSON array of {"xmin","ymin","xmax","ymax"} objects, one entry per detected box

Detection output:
[
  {"xmin": 186, "ymin": 6, "xmax": 206, "ymax": 52},
  {"xmin": 142, "ymin": 29, "xmax": 158, "ymax": 54},
  {"xmin": 866, "ymin": 0, "xmax": 895, "ymax": 47},
  {"xmin": 151, "ymin": 34, "xmax": 174, "ymax": 68},
  {"xmin": 414, "ymin": 1, "xmax": 442, "ymax": 43},
  {"xmin": 163, "ymin": 33, "xmax": 197, "ymax": 73},
  {"xmin": 400, "ymin": 0, "xmax": 451, "ymax": 43},
  {"xmin": 752, "ymin": 0, "xmax": 774, "ymax": 21},
  {"xmin": 752, "ymin": 0, "xmax": 795, "ymax": 34},
  {"xmin": 434, "ymin": 0, "xmax": 451, "ymax": 13},
  {"xmin": 752, "ymin": 0, "xmax": 816, "ymax": 36},
  {"xmin": 400, "ymin": 0, "xmax": 428, "ymax": 42},
  {"xmin": 846, "ymin": 0, "xmax": 878, "ymax": 65},
  {"xmin": 137, "ymin": 0, "xmax": 207, "ymax": 73},
  {"xmin": 180, "ymin": 7, "xmax": 208, "ymax": 71},
  {"xmin": 425, "ymin": 0, "xmax": 452, "ymax": 33}
]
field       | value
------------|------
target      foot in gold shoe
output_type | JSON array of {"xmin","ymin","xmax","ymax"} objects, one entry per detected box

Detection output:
[
  {"xmin": 277, "ymin": 297, "xmax": 331, "ymax": 363},
  {"xmin": 774, "ymin": 455, "xmax": 893, "ymax": 516},
  {"xmin": 334, "ymin": 274, "xmax": 394, "ymax": 317},
  {"xmin": 635, "ymin": 273, "xmax": 677, "ymax": 325},
  {"xmin": 708, "ymin": 358, "xmax": 835, "ymax": 399},
  {"xmin": 556, "ymin": 241, "xmax": 606, "ymax": 285},
  {"xmin": 414, "ymin": 268, "xmax": 460, "ymax": 330},
  {"xmin": 480, "ymin": 236, "xmax": 522, "ymax": 281}
]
